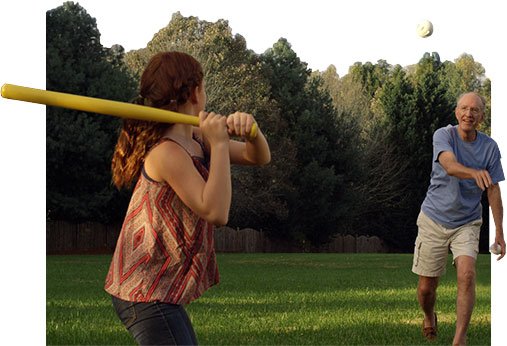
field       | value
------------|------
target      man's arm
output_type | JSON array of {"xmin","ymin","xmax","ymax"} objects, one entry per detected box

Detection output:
[
  {"xmin": 488, "ymin": 183, "xmax": 505, "ymax": 260},
  {"xmin": 438, "ymin": 151, "xmax": 493, "ymax": 191}
]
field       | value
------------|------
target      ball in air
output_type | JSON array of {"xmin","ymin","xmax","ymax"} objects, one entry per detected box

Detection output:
[
  {"xmin": 416, "ymin": 19, "xmax": 433, "ymax": 38},
  {"xmin": 490, "ymin": 243, "xmax": 502, "ymax": 255}
]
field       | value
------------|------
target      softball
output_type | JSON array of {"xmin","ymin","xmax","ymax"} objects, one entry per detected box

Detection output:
[
  {"xmin": 416, "ymin": 19, "xmax": 433, "ymax": 38},
  {"xmin": 490, "ymin": 243, "xmax": 502, "ymax": 255}
]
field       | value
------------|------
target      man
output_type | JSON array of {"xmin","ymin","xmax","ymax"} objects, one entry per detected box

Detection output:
[{"xmin": 412, "ymin": 92, "xmax": 505, "ymax": 345}]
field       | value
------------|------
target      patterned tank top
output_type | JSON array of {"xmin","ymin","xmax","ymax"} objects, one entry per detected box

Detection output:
[{"xmin": 105, "ymin": 136, "xmax": 219, "ymax": 304}]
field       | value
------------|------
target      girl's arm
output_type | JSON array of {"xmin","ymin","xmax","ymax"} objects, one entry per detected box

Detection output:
[
  {"xmin": 194, "ymin": 112, "xmax": 271, "ymax": 166},
  {"xmin": 227, "ymin": 112, "xmax": 271, "ymax": 165},
  {"xmin": 145, "ymin": 112, "xmax": 231, "ymax": 226}
]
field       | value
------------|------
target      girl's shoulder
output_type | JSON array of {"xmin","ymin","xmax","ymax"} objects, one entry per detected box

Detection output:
[
  {"xmin": 148, "ymin": 137, "xmax": 193, "ymax": 161},
  {"xmin": 143, "ymin": 137, "xmax": 198, "ymax": 184}
]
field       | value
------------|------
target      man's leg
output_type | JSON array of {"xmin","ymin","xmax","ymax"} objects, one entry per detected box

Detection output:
[
  {"xmin": 413, "ymin": 210, "xmax": 450, "ymax": 339},
  {"xmin": 452, "ymin": 255, "xmax": 476, "ymax": 346},
  {"xmin": 418, "ymin": 275, "xmax": 439, "ymax": 332}
]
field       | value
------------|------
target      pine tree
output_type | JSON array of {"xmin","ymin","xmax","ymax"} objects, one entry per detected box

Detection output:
[
  {"xmin": 262, "ymin": 39, "xmax": 360, "ymax": 247},
  {"xmin": 46, "ymin": 1, "xmax": 137, "ymax": 222}
]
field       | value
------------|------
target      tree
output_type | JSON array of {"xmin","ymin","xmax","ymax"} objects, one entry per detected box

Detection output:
[
  {"xmin": 46, "ymin": 1, "xmax": 137, "ymax": 222},
  {"xmin": 317, "ymin": 64, "xmax": 340, "ymax": 99},
  {"xmin": 480, "ymin": 78, "xmax": 491, "ymax": 134},
  {"xmin": 315, "ymin": 65, "xmax": 370, "ymax": 128},
  {"xmin": 262, "ymin": 39, "xmax": 361, "ymax": 247},
  {"xmin": 440, "ymin": 53, "xmax": 490, "ymax": 134},
  {"xmin": 348, "ymin": 60, "xmax": 391, "ymax": 99},
  {"xmin": 371, "ymin": 54, "xmax": 456, "ymax": 250},
  {"xmin": 454, "ymin": 53, "xmax": 486, "ymax": 92}
]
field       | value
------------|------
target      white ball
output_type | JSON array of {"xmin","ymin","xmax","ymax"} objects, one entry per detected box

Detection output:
[
  {"xmin": 416, "ymin": 20, "xmax": 433, "ymax": 38},
  {"xmin": 490, "ymin": 243, "xmax": 502, "ymax": 255}
]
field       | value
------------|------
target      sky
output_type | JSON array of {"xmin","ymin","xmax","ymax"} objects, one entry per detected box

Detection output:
[{"xmin": 1, "ymin": 0, "xmax": 506, "ymax": 344}]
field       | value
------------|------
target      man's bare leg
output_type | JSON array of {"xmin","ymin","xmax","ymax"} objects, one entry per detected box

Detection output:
[
  {"xmin": 418, "ymin": 276, "xmax": 439, "ymax": 333},
  {"xmin": 452, "ymin": 255, "xmax": 476, "ymax": 346}
]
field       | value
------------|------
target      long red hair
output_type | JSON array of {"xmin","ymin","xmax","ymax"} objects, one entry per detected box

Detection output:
[{"xmin": 111, "ymin": 52, "xmax": 204, "ymax": 189}]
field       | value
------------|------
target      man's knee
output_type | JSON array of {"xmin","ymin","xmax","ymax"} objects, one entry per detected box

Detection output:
[
  {"xmin": 458, "ymin": 268, "xmax": 476, "ymax": 286},
  {"xmin": 418, "ymin": 276, "xmax": 439, "ymax": 296},
  {"xmin": 455, "ymin": 256, "xmax": 476, "ymax": 287}
]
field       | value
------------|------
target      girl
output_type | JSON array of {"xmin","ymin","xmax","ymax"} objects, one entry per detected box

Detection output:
[{"xmin": 105, "ymin": 51, "xmax": 270, "ymax": 345}]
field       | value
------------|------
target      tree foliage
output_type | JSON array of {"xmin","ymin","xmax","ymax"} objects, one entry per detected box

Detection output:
[
  {"xmin": 46, "ymin": 1, "xmax": 137, "ymax": 222},
  {"xmin": 376, "ymin": 55, "xmax": 455, "ymax": 249},
  {"xmin": 441, "ymin": 53, "xmax": 490, "ymax": 134},
  {"xmin": 262, "ymin": 39, "xmax": 361, "ymax": 247}
]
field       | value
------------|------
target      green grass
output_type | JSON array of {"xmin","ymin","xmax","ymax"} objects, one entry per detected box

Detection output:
[{"xmin": 47, "ymin": 253, "xmax": 491, "ymax": 345}]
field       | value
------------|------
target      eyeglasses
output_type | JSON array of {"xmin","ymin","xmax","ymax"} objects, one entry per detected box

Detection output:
[{"xmin": 458, "ymin": 106, "xmax": 483, "ymax": 116}]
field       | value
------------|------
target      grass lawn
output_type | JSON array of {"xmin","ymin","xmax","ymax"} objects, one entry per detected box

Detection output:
[{"xmin": 46, "ymin": 253, "xmax": 491, "ymax": 345}]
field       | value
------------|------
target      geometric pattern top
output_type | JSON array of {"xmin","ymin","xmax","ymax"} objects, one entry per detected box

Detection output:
[{"xmin": 105, "ymin": 136, "xmax": 219, "ymax": 304}]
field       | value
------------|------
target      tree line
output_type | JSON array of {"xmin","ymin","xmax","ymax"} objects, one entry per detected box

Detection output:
[{"xmin": 46, "ymin": 2, "xmax": 491, "ymax": 252}]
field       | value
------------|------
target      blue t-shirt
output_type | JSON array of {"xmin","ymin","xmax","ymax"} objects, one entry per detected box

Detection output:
[{"xmin": 421, "ymin": 125, "xmax": 504, "ymax": 229}]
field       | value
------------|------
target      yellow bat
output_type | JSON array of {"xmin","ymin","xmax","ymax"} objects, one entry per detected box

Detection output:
[{"xmin": 1, "ymin": 83, "xmax": 258, "ymax": 139}]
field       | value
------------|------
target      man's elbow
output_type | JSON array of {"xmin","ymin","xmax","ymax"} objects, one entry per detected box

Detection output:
[
  {"xmin": 441, "ymin": 161, "xmax": 465, "ymax": 178},
  {"xmin": 444, "ymin": 166, "xmax": 458, "ymax": 177}
]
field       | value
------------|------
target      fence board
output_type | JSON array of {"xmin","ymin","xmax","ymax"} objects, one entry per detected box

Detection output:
[{"xmin": 46, "ymin": 221, "xmax": 387, "ymax": 254}]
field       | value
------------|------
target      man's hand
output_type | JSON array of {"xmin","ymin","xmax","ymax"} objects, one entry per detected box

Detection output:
[
  {"xmin": 469, "ymin": 169, "xmax": 493, "ymax": 191},
  {"xmin": 493, "ymin": 235, "xmax": 506, "ymax": 261}
]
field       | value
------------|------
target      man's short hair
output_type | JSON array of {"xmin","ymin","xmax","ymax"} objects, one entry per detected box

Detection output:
[{"xmin": 456, "ymin": 92, "xmax": 487, "ymax": 111}]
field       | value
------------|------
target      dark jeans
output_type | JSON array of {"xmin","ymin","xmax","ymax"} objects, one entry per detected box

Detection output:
[{"xmin": 111, "ymin": 295, "xmax": 198, "ymax": 346}]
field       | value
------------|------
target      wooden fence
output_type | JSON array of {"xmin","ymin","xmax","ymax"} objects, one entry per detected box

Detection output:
[
  {"xmin": 46, "ymin": 220, "xmax": 123, "ymax": 254},
  {"xmin": 46, "ymin": 221, "xmax": 388, "ymax": 254}
]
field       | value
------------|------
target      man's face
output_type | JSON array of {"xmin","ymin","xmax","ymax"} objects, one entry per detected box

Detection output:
[{"xmin": 455, "ymin": 94, "xmax": 485, "ymax": 133}]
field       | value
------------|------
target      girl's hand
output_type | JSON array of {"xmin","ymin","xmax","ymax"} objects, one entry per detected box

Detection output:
[
  {"xmin": 199, "ymin": 111, "xmax": 229, "ymax": 146},
  {"xmin": 226, "ymin": 112, "xmax": 256, "ymax": 141}
]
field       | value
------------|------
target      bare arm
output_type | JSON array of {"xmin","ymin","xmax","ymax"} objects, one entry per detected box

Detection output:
[
  {"xmin": 226, "ymin": 112, "xmax": 271, "ymax": 166},
  {"xmin": 438, "ymin": 151, "xmax": 493, "ymax": 191},
  {"xmin": 228, "ymin": 130, "xmax": 271, "ymax": 166},
  {"xmin": 195, "ymin": 112, "xmax": 271, "ymax": 166},
  {"xmin": 146, "ymin": 112, "xmax": 231, "ymax": 226},
  {"xmin": 488, "ymin": 183, "xmax": 505, "ymax": 260}
]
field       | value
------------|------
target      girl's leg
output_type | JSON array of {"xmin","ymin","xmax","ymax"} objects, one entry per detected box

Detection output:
[{"xmin": 111, "ymin": 295, "xmax": 198, "ymax": 346}]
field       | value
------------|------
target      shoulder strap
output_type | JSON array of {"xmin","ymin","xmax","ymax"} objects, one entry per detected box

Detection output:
[
  {"xmin": 192, "ymin": 134, "xmax": 207, "ymax": 153},
  {"xmin": 149, "ymin": 137, "xmax": 193, "ymax": 158}
]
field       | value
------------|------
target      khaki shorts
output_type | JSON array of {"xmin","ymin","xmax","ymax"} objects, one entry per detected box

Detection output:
[{"xmin": 412, "ymin": 210, "xmax": 481, "ymax": 277}]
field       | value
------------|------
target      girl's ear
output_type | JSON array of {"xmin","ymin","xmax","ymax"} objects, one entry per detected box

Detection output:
[{"xmin": 190, "ymin": 86, "xmax": 199, "ymax": 104}]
